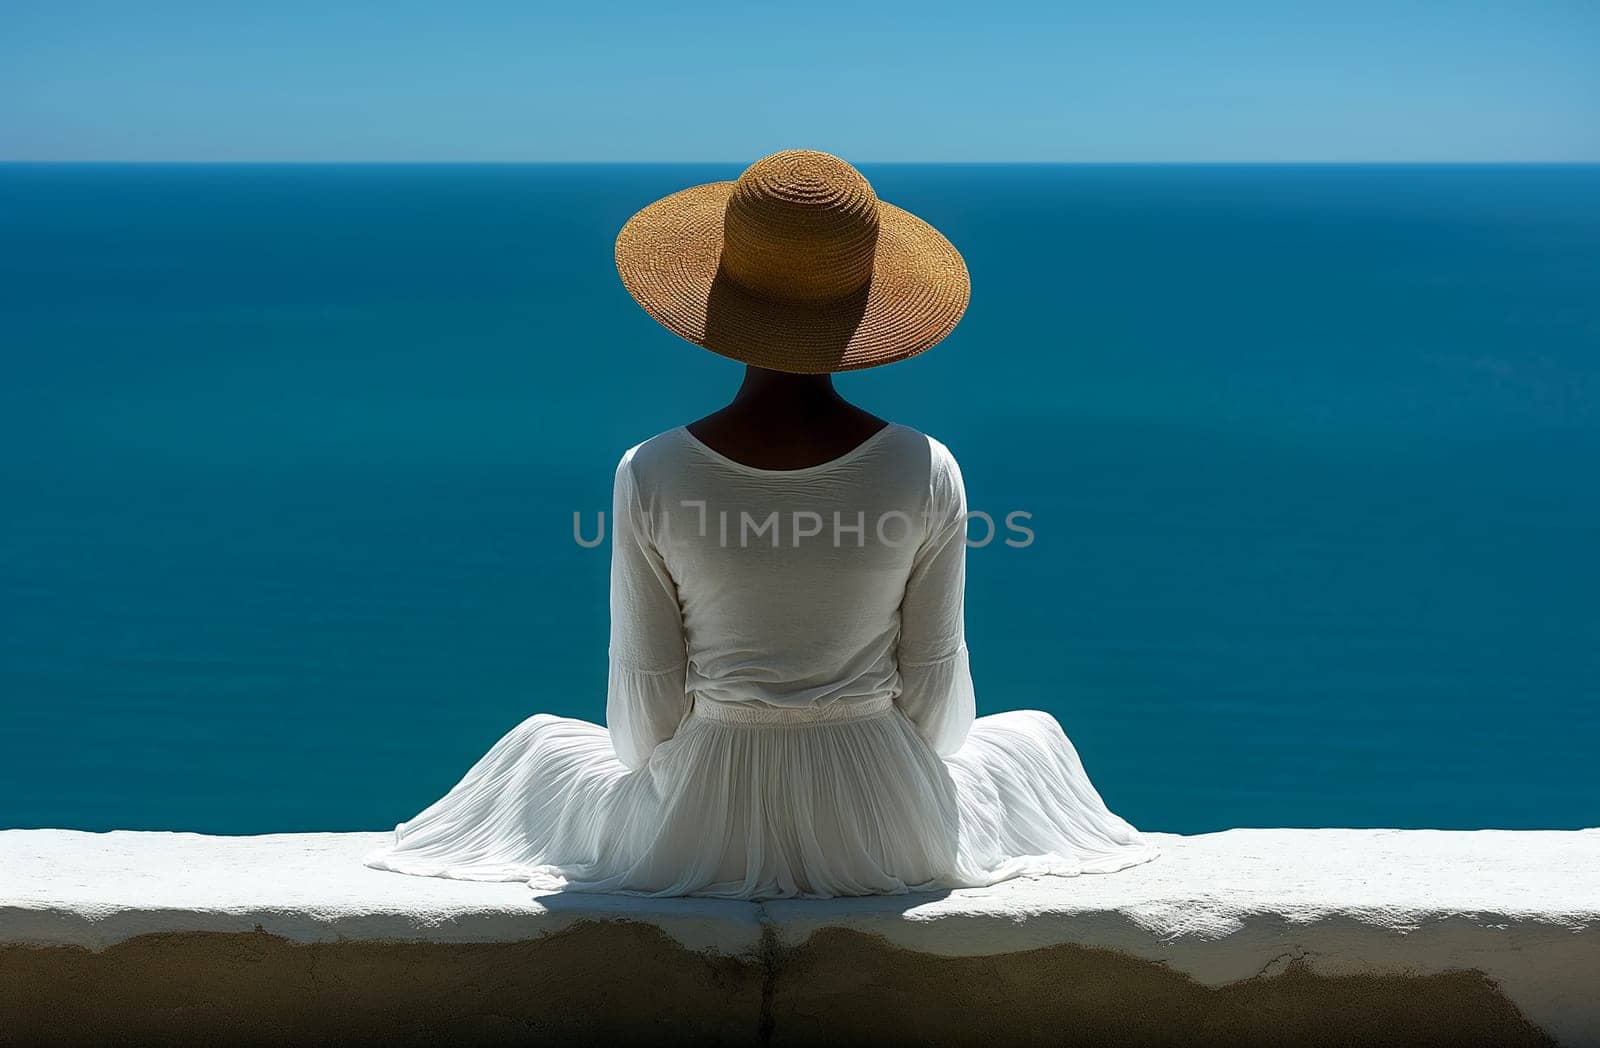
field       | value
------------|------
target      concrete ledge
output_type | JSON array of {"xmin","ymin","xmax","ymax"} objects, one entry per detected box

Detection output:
[{"xmin": 2, "ymin": 828, "xmax": 1595, "ymax": 1045}]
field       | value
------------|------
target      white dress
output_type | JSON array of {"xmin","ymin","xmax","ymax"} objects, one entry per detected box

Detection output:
[{"xmin": 365, "ymin": 423, "xmax": 1158, "ymax": 898}]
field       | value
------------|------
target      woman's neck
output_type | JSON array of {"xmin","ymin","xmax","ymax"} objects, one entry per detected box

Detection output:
[
  {"xmin": 686, "ymin": 366, "xmax": 887, "ymax": 470},
  {"xmin": 726, "ymin": 366, "xmax": 845, "ymax": 422}
]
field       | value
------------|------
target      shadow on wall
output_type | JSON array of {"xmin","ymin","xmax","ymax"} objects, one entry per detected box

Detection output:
[{"xmin": 0, "ymin": 923, "xmax": 1553, "ymax": 1047}]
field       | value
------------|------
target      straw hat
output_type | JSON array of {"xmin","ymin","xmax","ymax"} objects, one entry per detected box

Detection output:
[{"xmin": 615, "ymin": 150, "xmax": 970, "ymax": 374}]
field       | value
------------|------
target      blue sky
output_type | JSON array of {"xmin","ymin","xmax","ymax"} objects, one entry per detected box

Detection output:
[{"xmin": 3, "ymin": 1, "xmax": 1597, "ymax": 162}]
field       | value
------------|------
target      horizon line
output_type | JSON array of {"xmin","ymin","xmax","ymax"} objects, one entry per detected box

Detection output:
[{"xmin": 3, "ymin": 159, "xmax": 1599, "ymax": 167}]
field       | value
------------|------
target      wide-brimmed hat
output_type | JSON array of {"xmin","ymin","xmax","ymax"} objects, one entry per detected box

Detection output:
[{"xmin": 615, "ymin": 150, "xmax": 970, "ymax": 374}]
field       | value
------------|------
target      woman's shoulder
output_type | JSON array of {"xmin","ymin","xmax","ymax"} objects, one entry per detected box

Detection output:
[
  {"xmin": 878, "ymin": 424, "xmax": 962, "ymax": 479},
  {"xmin": 833, "ymin": 422, "xmax": 965, "ymax": 503},
  {"xmin": 862, "ymin": 424, "xmax": 966, "ymax": 520},
  {"xmin": 613, "ymin": 426, "xmax": 694, "ymax": 482}
]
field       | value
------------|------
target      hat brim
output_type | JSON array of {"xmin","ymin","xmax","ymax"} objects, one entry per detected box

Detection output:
[{"xmin": 615, "ymin": 182, "xmax": 970, "ymax": 374}]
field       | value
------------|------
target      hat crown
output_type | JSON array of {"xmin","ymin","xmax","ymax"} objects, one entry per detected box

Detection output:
[{"xmin": 720, "ymin": 151, "xmax": 880, "ymax": 305}]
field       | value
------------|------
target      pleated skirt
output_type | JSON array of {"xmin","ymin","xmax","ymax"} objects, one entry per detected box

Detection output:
[{"xmin": 364, "ymin": 697, "xmax": 1158, "ymax": 899}]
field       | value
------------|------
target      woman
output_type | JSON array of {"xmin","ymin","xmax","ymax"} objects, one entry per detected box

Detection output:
[{"xmin": 365, "ymin": 150, "xmax": 1158, "ymax": 898}]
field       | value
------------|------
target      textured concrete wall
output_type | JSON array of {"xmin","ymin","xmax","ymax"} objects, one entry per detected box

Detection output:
[
  {"xmin": 0, "ymin": 924, "xmax": 1558, "ymax": 1046},
  {"xmin": 2, "ymin": 828, "xmax": 1595, "ymax": 1045}
]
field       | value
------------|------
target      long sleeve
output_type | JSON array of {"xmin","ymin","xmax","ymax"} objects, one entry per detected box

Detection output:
[
  {"xmin": 606, "ymin": 448, "xmax": 690, "ymax": 770},
  {"xmin": 895, "ymin": 438, "xmax": 976, "ymax": 756}
]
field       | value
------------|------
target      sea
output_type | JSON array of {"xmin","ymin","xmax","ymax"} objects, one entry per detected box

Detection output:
[{"xmin": 2, "ymin": 163, "xmax": 1597, "ymax": 836}]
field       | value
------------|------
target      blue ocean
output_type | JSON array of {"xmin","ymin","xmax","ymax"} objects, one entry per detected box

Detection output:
[{"xmin": 2, "ymin": 163, "xmax": 1597, "ymax": 836}]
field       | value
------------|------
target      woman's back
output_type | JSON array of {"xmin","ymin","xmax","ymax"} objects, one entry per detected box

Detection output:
[
  {"xmin": 608, "ymin": 422, "xmax": 977, "ymax": 767},
  {"xmin": 623, "ymin": 422, "xmax": 939, "ymax": 709}
]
